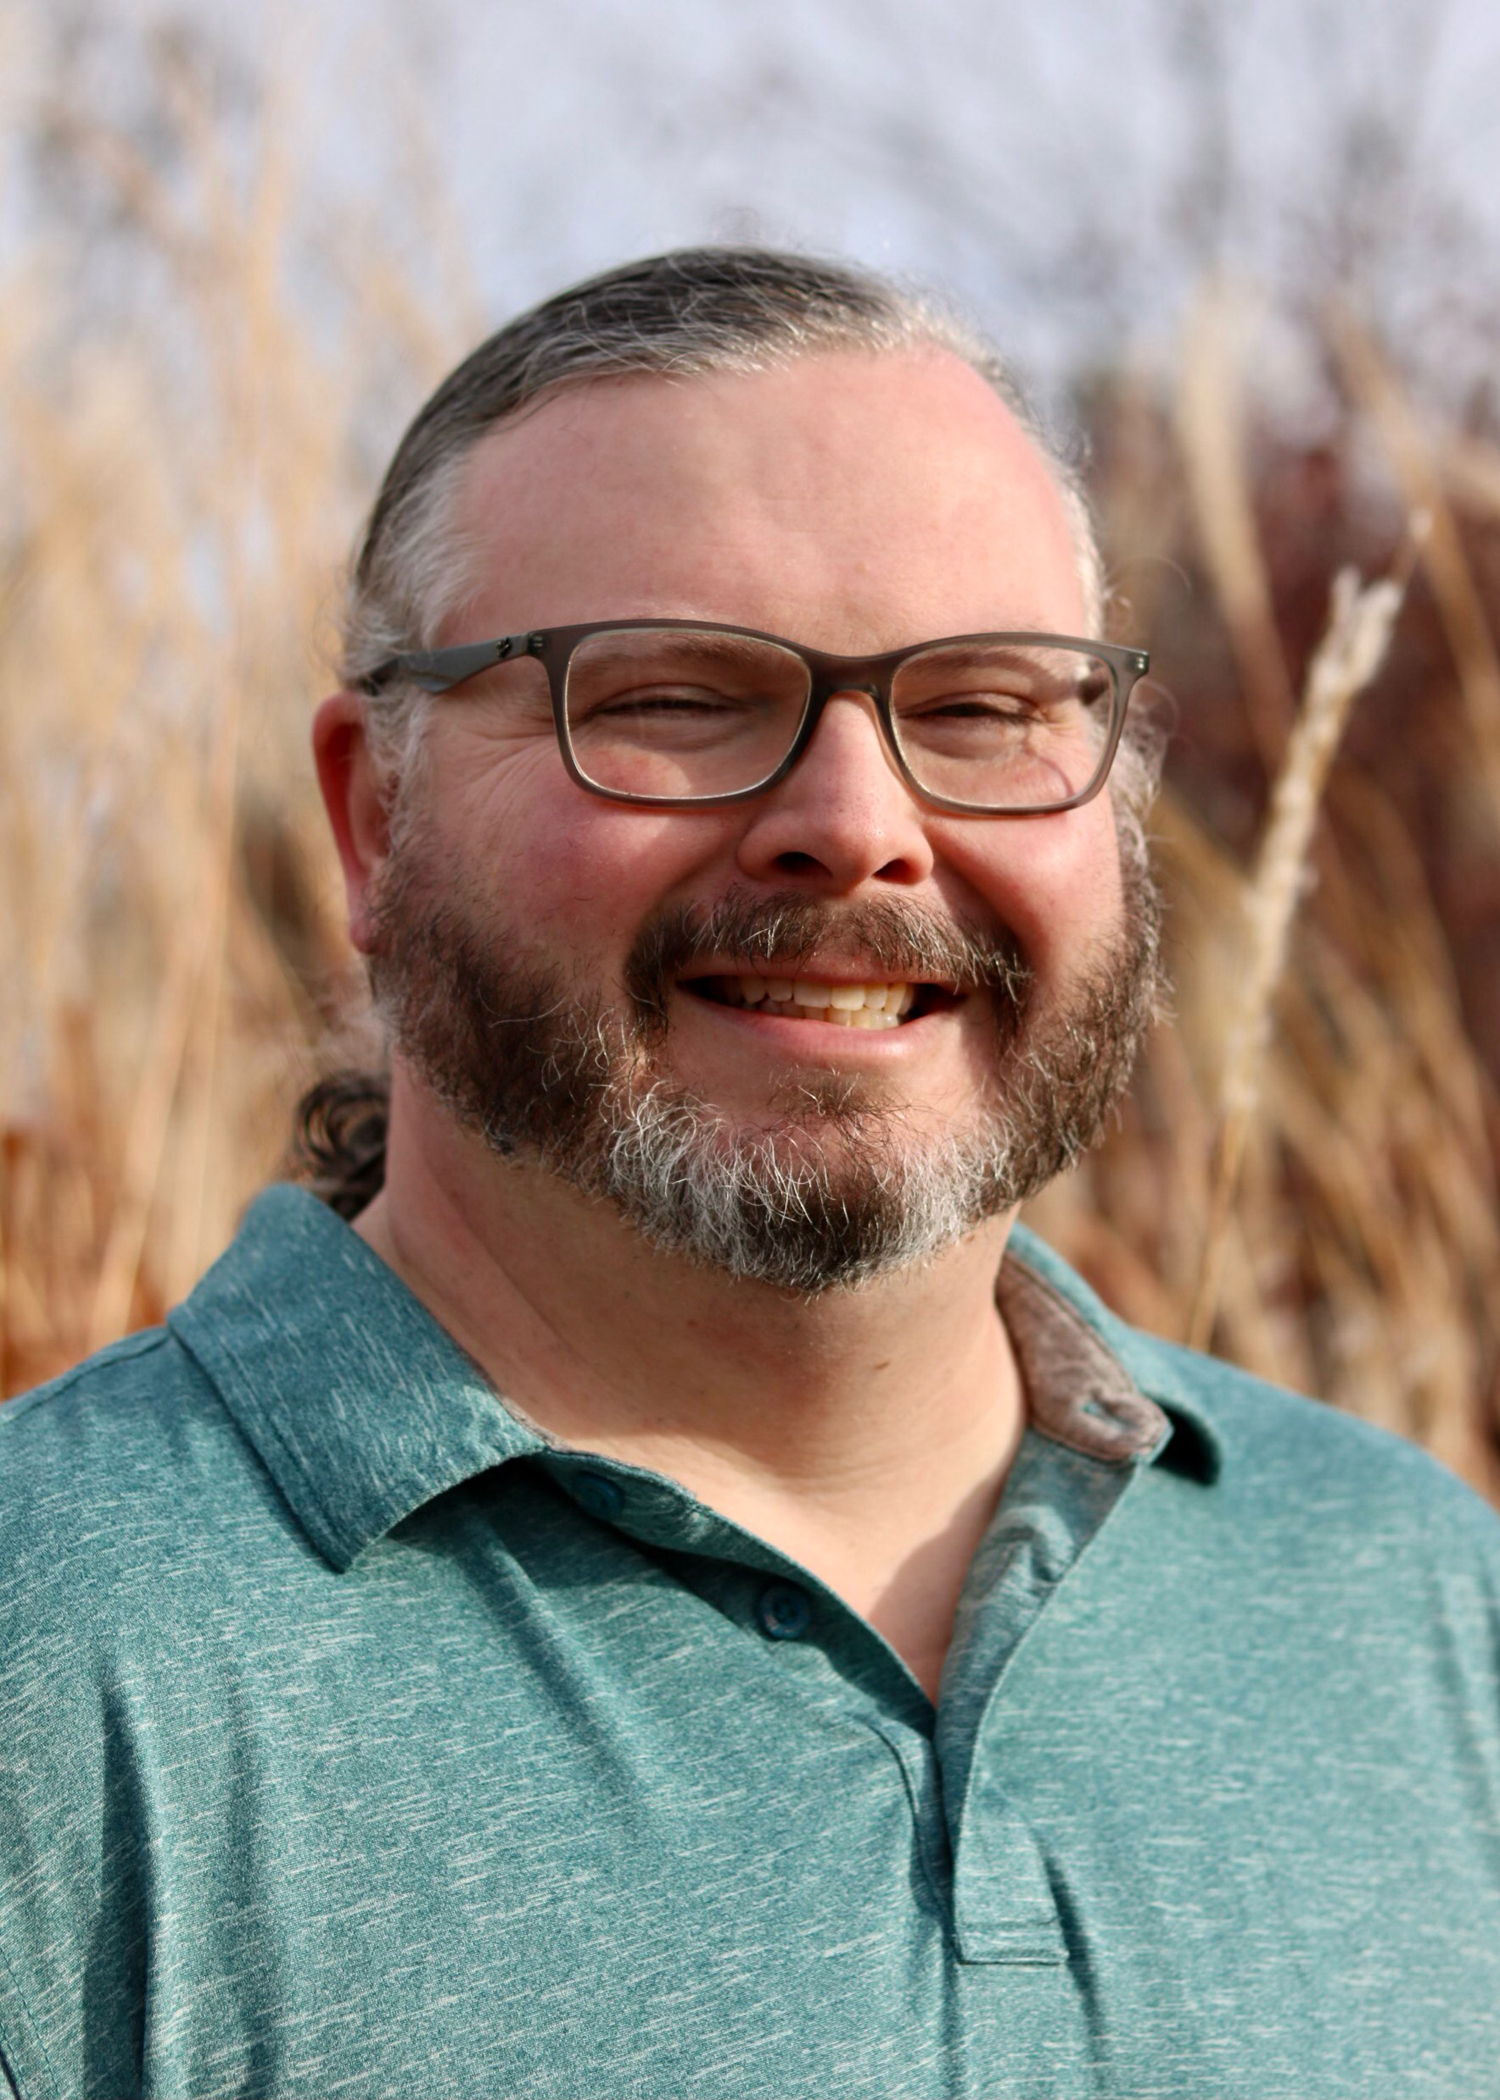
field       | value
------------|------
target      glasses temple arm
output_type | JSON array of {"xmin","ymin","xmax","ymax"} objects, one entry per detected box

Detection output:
[{"xmin": 363, "ymin": 632, "xmax": 539, "ymax": 696}]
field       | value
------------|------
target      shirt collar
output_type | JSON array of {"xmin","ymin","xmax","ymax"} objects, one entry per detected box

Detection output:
[
  {"xmin": 1005, "ymin": 1222, "xmax": 1223, "ymax": 1484},
  {"xmin": 170, "ymin": 1188, "xmax": 1223, "ymax": 1573},
  {"xmin": 169, "ymin": 1185, "xmax": 546, "ymax": 1570}
]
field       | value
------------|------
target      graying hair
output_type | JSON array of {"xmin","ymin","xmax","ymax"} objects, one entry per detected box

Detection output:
[{"xmin": 343, "ymin": 244, "xmax": 1158, "ymax": 843}]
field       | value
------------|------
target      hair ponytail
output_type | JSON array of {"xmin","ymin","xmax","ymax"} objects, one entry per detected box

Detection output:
[{"xmin": 289, "ymin": 1071, "xmax": 390, "ymax": 1221}]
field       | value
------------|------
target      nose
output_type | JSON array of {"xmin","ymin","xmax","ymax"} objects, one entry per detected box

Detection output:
[{"xmin": 733, "ymin": 689, "xmax": 936, "ymax": 892}]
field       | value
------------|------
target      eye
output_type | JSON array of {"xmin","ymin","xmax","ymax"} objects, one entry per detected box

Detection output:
[
  {"xmin": 902, "ymin": 688, "xmax": 1049, "ymax": 725},
  {"xmin": 593, "ymin": 686, "xmax": 744, "ymax": 717},
  {"xmin": 569, "ymin": 683, "xmax": 777, "ymax": 753},
  {"xmin": 925, "ymin": 691, "xmax": 1038, "ymax": 715}
]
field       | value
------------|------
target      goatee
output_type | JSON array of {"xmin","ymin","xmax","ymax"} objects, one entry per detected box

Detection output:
[{"xmin": 368, "ymin": 849, "xmax": 1163, "ymax": 1293}]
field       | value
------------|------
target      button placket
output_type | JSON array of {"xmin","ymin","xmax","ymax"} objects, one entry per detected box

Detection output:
[{"xmin": 938, "ymin": 1431, "xmax": 1149, "ymax": 1967}]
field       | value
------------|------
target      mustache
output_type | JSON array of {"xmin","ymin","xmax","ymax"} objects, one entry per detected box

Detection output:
[{"xmin": 624, "ymin": 888, "xmax": 1032, "ymax": 1028}]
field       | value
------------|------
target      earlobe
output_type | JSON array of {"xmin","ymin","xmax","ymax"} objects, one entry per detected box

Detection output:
[{"xmin": 312, "ymin": 692, "xmax": 392, "ymax": 954}]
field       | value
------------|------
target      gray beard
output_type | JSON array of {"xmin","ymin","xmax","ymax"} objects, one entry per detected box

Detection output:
[{"xmin": 368, "ymin": 851, "xmax": 1163, "ymax": 1294}]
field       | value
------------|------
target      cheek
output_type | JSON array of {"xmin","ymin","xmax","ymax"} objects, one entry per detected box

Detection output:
[
  {"xmin": 467, "ymin": 761, "xmax": 736, "ymax": 962},
  {"xmin": 935, "ymin": 798, "xmax": 1126, "ymax": 974}
]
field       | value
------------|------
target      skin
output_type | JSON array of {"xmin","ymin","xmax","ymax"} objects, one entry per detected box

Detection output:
[{"xmin": 313, "ymin": 346, "xmax": 1127, "ymax": 1701}]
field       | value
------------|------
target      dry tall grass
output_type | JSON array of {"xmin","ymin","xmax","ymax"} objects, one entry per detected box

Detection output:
[
  {"xmin": 0, "ymin": 44, "xmax": 474, "ymax": 1389},
  {"xmin": 4, "ymin": 43, "xmax": 1499, "ymax": 1505},
  {"xmin": 1029, "ymin": 302, "xmax": 1500, "ymax": 1505}
]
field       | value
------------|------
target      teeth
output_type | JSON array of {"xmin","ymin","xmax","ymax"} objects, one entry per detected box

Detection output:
[{"xmin": 706, "ymin": 975, "xmax": 922, "ymax": 1026}]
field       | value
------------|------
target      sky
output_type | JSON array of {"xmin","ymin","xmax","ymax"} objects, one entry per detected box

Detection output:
[
  {"xmin": 5, "ymin": 0, "xmax": 1499, "ymax": 411},
  {"xmin": 308, "ymin": 0, "xmax": 1500, "ymax": 389}
]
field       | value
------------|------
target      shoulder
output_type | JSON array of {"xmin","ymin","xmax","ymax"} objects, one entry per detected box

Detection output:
[
  {"xmin": 3, "ymin": 1318, "xmax": 242, "ymax": 1489},
  {"xmin": 2, "ymin": 1321, "xmax": 198, "ymax": 1513},
  {"xmin": 1008, "ymin": 1223, "xmax": 1500, "ymax": 1564},
  {"xmin": 0, "ymin": 1332, "xmax": 304, "ymax": 2096},
  {"xmin": 0, "ymin": 1321, "xmax": 295, "ymax": 1643},
  {"xmin": 3, "ymin": 1322, "xmax": 189, "ymax": 1452}
]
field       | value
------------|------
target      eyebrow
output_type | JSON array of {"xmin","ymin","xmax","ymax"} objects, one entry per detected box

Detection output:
[
  {"xmin": 898, "ymin": 644, "xmax": 1090, "ymax": 681},
  {"xmin": 603, "ymin": 631, "xmax": 802, "ymax": 672}
]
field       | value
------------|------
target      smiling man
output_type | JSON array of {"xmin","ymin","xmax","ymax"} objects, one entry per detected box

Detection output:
[{"xmin": 3, "ymin": 250, "xmax": 1500, "ymax": 2100}]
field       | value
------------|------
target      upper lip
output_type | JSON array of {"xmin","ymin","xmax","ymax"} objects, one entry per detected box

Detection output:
[{"xmin": 679, "ymin": 959, "xmax": 958, "ymax": 991}]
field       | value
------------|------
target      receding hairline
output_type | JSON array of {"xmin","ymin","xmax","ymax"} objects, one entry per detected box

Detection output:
[
  {"xmin": 443, "ymin": 343, "xmax": 1091, "ymax": 629},
  {"xmin": 340, "ymin": 246, "xmax": 1106, "ymax": 728},
  {"xmin": 458, "ymin": 334, "xmax": 1050, "ymax": 445}
]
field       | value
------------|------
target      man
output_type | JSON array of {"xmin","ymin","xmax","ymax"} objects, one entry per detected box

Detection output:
[{"xmin": 2, "ymin": 249, "xmax": 1498, "ymax": 2099}]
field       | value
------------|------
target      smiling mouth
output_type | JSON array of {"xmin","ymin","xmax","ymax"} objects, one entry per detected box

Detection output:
[{"xmin": 684, "ymin": 974, "xmax": 957, "ymax": 1029}]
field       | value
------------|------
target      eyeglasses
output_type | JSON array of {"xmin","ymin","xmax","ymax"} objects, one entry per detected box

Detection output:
[{"xmin": 365, "ymin": 620, "xmax": 1149, "ymax": 817}]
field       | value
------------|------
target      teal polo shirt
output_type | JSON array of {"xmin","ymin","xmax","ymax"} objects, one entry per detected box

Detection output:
[{"xmin": 2, "ymin": 1186, "xmax": 1499, "ymax": 2098}]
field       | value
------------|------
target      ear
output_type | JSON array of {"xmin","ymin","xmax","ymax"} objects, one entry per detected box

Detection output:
[{"xmin": 312, "ymin": 692, "xmax": 393, "ymax": 954}]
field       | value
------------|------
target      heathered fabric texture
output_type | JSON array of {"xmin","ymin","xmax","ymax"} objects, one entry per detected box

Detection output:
[{"xmin": 1, "ymin": 1187, "xmax": 1499, "ymax": 2098}]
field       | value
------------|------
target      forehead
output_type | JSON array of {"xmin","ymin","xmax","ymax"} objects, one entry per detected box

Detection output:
[{"xmin": 449, "ymin": 347, "xmax": 1089, "ymax": 649}]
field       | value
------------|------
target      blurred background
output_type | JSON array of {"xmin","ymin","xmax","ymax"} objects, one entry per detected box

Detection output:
[{"xmin": 3, "ymin": 0, "xmax": 1500, "ymax": 1502}]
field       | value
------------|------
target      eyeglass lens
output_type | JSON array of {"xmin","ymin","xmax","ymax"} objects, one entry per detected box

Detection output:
[{"xmin": 561, "ymin": 627, "xmax": 1118, "ymax": 809}]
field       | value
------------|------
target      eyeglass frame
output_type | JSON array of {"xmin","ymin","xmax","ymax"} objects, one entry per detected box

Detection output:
[{"xmin": 364, "ymin": 619, "xmax": 1150, "ymax": 817}]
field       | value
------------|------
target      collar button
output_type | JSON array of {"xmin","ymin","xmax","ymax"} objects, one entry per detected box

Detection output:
[
  {"xmin": 572, "ymin": 1471, "xmax": 625, "ymax": 1522},
  {"xmin": 756, "ymin": 1582, "xmax": 812, "ymax": 1640}
]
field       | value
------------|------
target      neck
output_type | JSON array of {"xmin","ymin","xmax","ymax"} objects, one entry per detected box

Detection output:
[{"xmin": 355, "ymin": 1069, "xmax": 1026, "ymax": 1698}]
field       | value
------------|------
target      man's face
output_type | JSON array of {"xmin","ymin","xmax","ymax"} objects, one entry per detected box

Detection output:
[{"xmin": 363, "ymin": 348, "xmax": 1160, "ymax": 1288}]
